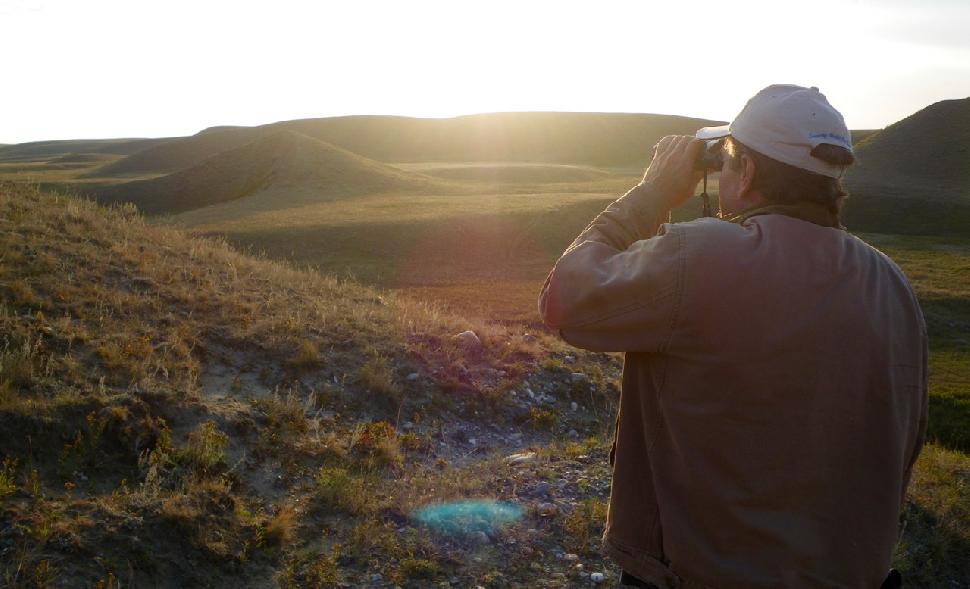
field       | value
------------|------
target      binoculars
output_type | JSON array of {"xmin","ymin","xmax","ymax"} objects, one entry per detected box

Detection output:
[{"xmin": 695, "ymin": 139, "xmax": 724, "ymax": 172}]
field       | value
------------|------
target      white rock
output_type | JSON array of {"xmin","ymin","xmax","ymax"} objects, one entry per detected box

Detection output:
[
  {"xmin": 505, "ymin": 452, "xmax": 536, "ymax": 465},
  {"xmin": 406, "ymin": 372, "xmax": 420, "ymax": 381},
  {"xmin": 564, "ymin": 355, "xmax": 576, "ymax": 364},
  {"xmin": 591, "ymin": 572, "xmax": 605, "ymax": 584},
  {"xmin": 454, "ymin": 330, "xmax": 482, "ymax": 350},
  {"xmin": 570, "ymin": 401, "xmax": 578, "ymax": 412},
  {"xmin": 571, "ymin": 372, "xmax": 587, "ymax": 383}
]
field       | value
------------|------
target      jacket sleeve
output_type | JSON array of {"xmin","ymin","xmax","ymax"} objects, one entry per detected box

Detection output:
[{"xmin": 537, "ymin": 182, "xmax": 685, "ymax": 353}]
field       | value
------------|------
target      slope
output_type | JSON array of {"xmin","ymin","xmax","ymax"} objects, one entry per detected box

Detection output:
[
  {"xmin": 1, "ymin": 182, "xmax": 634, "ymax": 586},
  {"xmin": 843, "ymin": 97, "xmax": 970, "ymax": 234},
  {"xmin": 94, "ymin": 130, "xmax": 444, "ymax": 215}
]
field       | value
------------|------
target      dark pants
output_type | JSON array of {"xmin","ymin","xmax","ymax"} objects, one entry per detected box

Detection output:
[{"xmin": 620, "ymin": 571, "xmax": 659, "ymax": 589}]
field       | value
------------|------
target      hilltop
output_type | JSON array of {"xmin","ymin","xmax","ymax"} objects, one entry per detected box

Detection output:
[
  {"xmin": 844, "ymin": 97, "xmax": 970, "ymax": 234},
  {"xmin": 92, "ymin": 127, "xmax": 257, "ymax": 177},
  {"xmin": 93, "ymin": 131, "xmax": 446, "ymax": 215}
]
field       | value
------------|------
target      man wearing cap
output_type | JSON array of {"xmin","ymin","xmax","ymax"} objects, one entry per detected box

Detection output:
[{"xmin": 538, "ymin": 85, "xmax": 927, "ymax": 588}]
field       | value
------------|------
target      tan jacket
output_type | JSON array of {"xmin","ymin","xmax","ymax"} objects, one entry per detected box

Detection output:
[{"xmin": 538, "ymin": 184, "xmax": 928, "ymax": 589}]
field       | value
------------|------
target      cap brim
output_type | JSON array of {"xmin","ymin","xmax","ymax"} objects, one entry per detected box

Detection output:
[{"xmin": 695, "ymin": 125, "xmax": 731, "ymax": 140}]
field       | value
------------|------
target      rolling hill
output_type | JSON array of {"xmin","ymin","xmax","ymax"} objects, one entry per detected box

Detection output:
[
  {"xmin": 0, "ymin": 137, "xmax": 171, "ymax": 161},
  {"xmin": 94, "ymin": 130, "xmax": 445, "ymax": 215},
  {"xmin": 93, "ymin": 112, "xmax": 728, "ymax": 176},
  {"xmin": 91, "ymin": 126, "xmax": 261, "ymax": 177},
  {"xmin": 843, "ymin": 97, "xmax": 970, "ymax": 234}
]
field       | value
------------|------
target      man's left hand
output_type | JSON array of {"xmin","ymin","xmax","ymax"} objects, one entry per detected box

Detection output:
[{"xmin": 638, "ymin": 135, "xmax": 705, "ymax": 210}]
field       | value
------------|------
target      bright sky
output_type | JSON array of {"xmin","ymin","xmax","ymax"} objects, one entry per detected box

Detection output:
[{"xmin": 2, "ymin": 0, "xmax": 969, "ymax": 144}]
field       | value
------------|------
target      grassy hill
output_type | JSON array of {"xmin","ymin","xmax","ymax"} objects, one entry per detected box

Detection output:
[
  {"xmin": 0, "ymin": 183, "xmax": 628, "ymax": 586},
  {"xmin": 2, "ymin": 184, "xmax": 969, "ymax": 586},
  {"xmin": 843, "ymin": 97, "xmax": 970, "ymax": 235},
  {"xmin": 0, "ymin": 138, "xmax": 171, "ymax": 161},
  {"xmin": 91, "ymin": 127, "xmax": 260, "ymax": 177},
  {"xmin": 93, "ymin": 112, "xmax": 727, "ymax": 177},
  {"xmin": 93, "ymin": 131, "xmax": 447, "ymax": 215}
]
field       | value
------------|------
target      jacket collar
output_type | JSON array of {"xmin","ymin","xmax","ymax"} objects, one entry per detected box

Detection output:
[{"xmin": 725, "ymin": 202, "xmax": 844, "ymax": 230}]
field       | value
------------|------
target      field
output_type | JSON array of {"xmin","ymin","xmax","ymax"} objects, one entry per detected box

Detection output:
[{"xmin": 1, "ymin": 132, "xmax": 968, "ymax": 587}]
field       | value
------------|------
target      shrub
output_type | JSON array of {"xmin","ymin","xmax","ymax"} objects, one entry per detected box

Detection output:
[
  {"xmin": 263, "ymin": 503, "xmax": 298, "ymax": 546},
  {"xmin": 349, "ymin": 421, "xmax": 402, "ymax": 470},
  {"xmin": 0, "ymin": 457, "xmax": 17, "ymax": 501},
  {"xmin": 562, "ymin": 498, "xmax": 608, "ymax": 554},
  {"xmin": 182, "ymin": 421, "xmax": 228, "ymax": 475},
  {"xmin": 314, "ymin": 467, "xmax": 370, "ymax": 514},
  {"xmin": 357, "ymin": 355, "xmax": 401, "ymax": 411}
]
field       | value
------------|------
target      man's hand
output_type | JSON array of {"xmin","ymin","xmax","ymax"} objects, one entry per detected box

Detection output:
[{"xmin": 638, "ymin": 135, "xmax": 705, "ymax": 210}]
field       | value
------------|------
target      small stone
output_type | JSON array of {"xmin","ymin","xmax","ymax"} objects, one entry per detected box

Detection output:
[
  {"xmin": 568, "ymin": 429, "xmax": 579, "ymax": 439},
  {"xmin": 454, "ymin": 330, "xmax": 483, "ymax": 351},
  {"xmin": 564, "ymin": 355, "xmax": 576, "ymax": 364},
  {"xmin": 537, "ymin": 502, "xmax": 558, "ymax": 517},
  {"xmin": 564, "ymin": 553, "xmax": 579, "ymax": 561},
  {"xmin": 371, "ymin": 573, "xmax": 383, "ymax": 583},
  {"xmin": 591, "ymin": 572, "xmax": 605, "ymax": 584},
  {"xmin": 406, "ymin": 372, "xmax": 420, "ymax": 381},
  {"xmin": 534, "ymin": 482, "xmax": 551, "ymax": 496},
  {"xmin": 570, "ymin": 401, "xmax": 578, "ymax": 412},
  {"xmin": 468, "ymin": 438, "xmax": 476, "ymax": 445},
  {"xmin": 526, "ymin": 388, "xmax": 535, "ymax": 398},
  {"xmin": 523, "ymin": 334, "xmax": 537, "ymax": 343},
  {"xmin": 505, "ymin": 452, "xmax": 536, "ymax": 465},
  {"xmin": 498, "ymin": 370, "xmax": 507, "ymax": 377},
  {"xmin": 570, "ymin": 372, "xmax": 587, "ymax": 383}
]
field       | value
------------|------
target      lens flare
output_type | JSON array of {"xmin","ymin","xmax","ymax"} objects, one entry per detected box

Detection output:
[{"xmin": 411, "ymin": 500, "xmax": 524, "ymax": 534}]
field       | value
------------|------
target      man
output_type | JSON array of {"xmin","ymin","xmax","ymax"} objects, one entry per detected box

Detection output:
[{"xmin": 538, "ymin": 85, "xmax": 927, "ymax": 588}]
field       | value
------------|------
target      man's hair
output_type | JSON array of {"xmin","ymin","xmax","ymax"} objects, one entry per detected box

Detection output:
[{"xmin": 724, "ymin": 137, "xmax": 855, "ymax": 215}]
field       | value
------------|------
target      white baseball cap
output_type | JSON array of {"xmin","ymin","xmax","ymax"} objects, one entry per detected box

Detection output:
[{"xmin": 695, "ymin": 84, "xmax": 853, "ymax": 178}]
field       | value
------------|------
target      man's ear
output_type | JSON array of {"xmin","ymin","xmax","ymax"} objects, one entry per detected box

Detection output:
[{"xmin": 738, "ymin": 153, "xmax": 757, "ymax": 199}]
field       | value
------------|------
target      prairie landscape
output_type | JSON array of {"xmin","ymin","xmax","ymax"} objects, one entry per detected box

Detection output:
[{"xmin": 1, "ymin": 104, "xmax": 969, "ymax": 588}]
